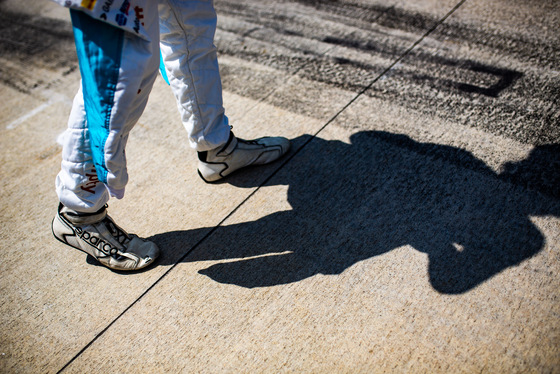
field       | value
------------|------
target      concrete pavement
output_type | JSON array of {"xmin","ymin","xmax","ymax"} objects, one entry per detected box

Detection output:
[{"xmin": 1, "ymin": 0, "xmax": 559, "ymax": 372}]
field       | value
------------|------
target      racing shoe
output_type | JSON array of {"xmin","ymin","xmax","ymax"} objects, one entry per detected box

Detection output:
[
  {"xmin": 52, "ymin": 204, "xmax": 159, "ymax": 271},
  {"xmin": 197, "ymin": 132, "xmax": 290, "ymax": 182}
]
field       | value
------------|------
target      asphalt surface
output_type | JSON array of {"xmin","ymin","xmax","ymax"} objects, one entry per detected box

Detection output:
[{"xmin": 1, "ymin": 0, "xmax": 559, "ymax": 372}]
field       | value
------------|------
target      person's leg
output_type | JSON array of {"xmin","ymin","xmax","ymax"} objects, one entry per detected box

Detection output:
[
  {"xmin": 53, "ymin": 9, "xmax": 160, "ymax": 271},
  {"xmin": 57, "ymin": 83, "xmax": 110, "ymax": 213},
  {"xmin": 158, "ymin": 0, "xmax": 290, "ymax": 182},
  {"xmin": 57, "ymin": 10, "xmax": 160, "ymax": 210},
  {"xmin": 158, "ymin": 0, "xmax": 230, "ymax": 152}
]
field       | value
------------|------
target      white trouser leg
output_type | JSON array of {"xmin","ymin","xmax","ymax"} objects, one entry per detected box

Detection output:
[
  {"xmin": 56, "ymin": 84, "xmax": 110, "ymax": 212},
  {"xmin": 158, "ymin": 0, "xmax": 231, "ymax": 152},
  {"xmin": 56, "ymin": 9, "xmax": 160, "ymax": 213}
]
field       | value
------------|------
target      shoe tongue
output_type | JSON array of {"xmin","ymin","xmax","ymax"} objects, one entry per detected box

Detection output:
[{"xmin": 62, "ymin": 206, "xmax": 107, "ymax": 225}]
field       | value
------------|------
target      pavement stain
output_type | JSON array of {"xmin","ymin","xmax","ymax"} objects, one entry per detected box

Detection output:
[
  {"xmin": 0, "ymin": 7, "xmax": 77, "ymax": 93},
  {"xmin": 214, "ymin": 0, "xmax": 559, "ymax": 145}
]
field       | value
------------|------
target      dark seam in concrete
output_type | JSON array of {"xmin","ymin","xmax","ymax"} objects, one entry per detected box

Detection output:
[{"xmin": 57, "ymin": 0, "xmax": 468, "ymax": 371}]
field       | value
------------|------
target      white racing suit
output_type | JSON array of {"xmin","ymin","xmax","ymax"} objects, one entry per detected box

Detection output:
[{"xmin": 55, "ymin": 0, "xmax": 231, "ymax": 212}]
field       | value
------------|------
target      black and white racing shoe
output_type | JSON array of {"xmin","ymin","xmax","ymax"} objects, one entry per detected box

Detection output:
[
  {"xmin": 52, "ymin": 204, "xmax": 159, "ymax": 271},
  {"xmin": 197, "ymin": 132, "xmax": 290, "ymax": 182}
]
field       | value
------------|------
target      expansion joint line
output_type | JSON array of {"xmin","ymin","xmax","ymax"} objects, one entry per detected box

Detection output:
[{"xmin": 57, "ymin": 0, "xmax": 467, "ymax": 372}]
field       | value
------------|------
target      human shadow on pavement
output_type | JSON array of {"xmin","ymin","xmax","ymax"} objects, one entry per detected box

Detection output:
[{"xmin": 151, "ymin": 131, "xmax": 560, "ymax": 294}]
